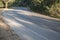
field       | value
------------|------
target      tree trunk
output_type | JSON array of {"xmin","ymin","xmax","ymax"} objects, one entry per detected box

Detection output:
[{"xmin": 5, "ymin": 2, "xmax": 8, "ymax": 8}]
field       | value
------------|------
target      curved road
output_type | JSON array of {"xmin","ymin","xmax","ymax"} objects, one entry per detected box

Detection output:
[{"xmin": 2, "ymin": 8, "xmax": 60, "ymax": 40}]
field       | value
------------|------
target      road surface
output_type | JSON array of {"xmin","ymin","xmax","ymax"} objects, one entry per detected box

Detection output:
[{"xmin": 2, "ymin": 8, "xmax": 60, "ymax": 40}]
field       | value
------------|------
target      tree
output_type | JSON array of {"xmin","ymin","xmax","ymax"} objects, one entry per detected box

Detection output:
[{"xmin": 3, "ymin": 0, "xmax": 10, "ymax": 8}]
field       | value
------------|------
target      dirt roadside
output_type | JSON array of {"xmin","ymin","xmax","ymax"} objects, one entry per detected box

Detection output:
[{"xmin": 0, "ymin": 13, "xmax": 21, "ymax": 40}]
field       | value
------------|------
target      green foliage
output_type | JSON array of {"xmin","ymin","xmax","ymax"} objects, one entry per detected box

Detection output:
[
  {"xmin": 8, "ymin": 0, "xmax": 22, "ymax": 7},
  {"xmin": 0, "ymin": 0, "xmax": 4, "ymax": 7},
  {"xmin": 0, "ymin": 1, "xmax": 4, "ymax": 7},
  {"xmin": 27, "ymin": 0, "xmax": 55, "ymax": 14},
  {"xmin": 24, "ymin": 0, "xmax": 60, "ymax": 18},
  {"xmin": 49, "ymin": 0, "xmax": 60, "ymax": 18}
]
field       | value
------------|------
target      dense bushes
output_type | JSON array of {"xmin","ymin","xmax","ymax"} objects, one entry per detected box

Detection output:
[
  {"xmin": 24, "ymin": 0, "xmax": 60, "ymax": 18},
  {"xmin": 48, "ymin": 0, "xmax": 60, "ymax": 18}
]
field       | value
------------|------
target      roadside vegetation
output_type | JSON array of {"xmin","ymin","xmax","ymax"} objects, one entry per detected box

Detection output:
[
  {"xmin": 20, "ymin": 0, "xmax": 60, "ymax": 18},
  {"xmin": 0, "ymin": 0, "xmax": 60, "ymax": 18}
]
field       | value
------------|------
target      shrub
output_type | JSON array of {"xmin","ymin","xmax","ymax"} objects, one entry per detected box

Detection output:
[
  {"xmin": 49, "ymin": 3, "xmax": 60, "ymax": 18},
  {"xmin": 26, "ymin": 0, "xmax": 60, "ymax": 18}
]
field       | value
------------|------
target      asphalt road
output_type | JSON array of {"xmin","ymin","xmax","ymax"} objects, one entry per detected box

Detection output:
[{"xmin": 2, "ymin": 8, "xmax": 60, "ymax": 40}]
